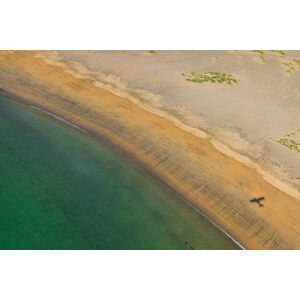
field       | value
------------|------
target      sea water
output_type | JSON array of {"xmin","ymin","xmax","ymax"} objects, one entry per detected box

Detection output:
[{"xmin": 0, "ymin": 95, "xmax": 239, "ymax": 249}]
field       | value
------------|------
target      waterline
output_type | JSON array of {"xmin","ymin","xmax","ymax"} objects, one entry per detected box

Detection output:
[
  {"xmin": 30, "ymin": 105, "xmax": 88, "ymax": 134},
  {"xmin": 0, "ymin": 95, "xmax": 239, "ymax": 249},
  {"xmin": 31, "ymin": 103, "xmax": 244, "ymax": 249}
]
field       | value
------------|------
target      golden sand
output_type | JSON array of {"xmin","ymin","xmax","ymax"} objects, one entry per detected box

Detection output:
[{"xmin": 0, "ymin": 51, "xmax": 299, "ymax": 249}]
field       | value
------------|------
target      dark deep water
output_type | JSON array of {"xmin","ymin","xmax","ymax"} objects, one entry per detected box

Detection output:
[{"xmin": 0, "ymin": 95, "xmax": 239, "ymax": 249}]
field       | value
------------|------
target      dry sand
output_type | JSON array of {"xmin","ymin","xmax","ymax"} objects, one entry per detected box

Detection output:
[
  {"xmin": 56, "ymin": 50, "xmax": 300, "ymax": 194},
  {"xmin": 0, "ymin": 50, "xmax": 299, "ymax": 249}
]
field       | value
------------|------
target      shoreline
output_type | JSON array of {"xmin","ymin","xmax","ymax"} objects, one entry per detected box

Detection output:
[
  {"xmin": 29, "ymin": 105, "xmax": 89, "ymax": 134},
  {"xmin": 1, "ymin": 91, "xmax": 245, "ymax": 249},
  {"xmin": 32, "ymin": 103, "xmax": 244, "ymax": 249},
  {"xmin": 0, "ymin": 51, "xmax": 299, "ymax": 249},
  {"xmin": 1, "ymin": 94, "xmax": 239, "ymax": 250}
]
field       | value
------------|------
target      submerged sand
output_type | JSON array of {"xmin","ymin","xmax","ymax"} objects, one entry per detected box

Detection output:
[{"xmin": 0, "ymin": 50, "xmax": 299, "ymax": 249}]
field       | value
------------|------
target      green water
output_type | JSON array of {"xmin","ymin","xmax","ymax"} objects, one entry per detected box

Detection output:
[{"xmin": 0, "ymin": 95, "xmax": 239, "ymax": 249}]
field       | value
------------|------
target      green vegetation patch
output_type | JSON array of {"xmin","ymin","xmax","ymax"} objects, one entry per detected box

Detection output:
[
  {"xmin": 277, "ymin": 138, "xmax": 300, "ymax": 152},
  {"xmin": 252, "ymin": 50, "xmax": 264, "ymax": 55},
  {"xmin": 148, "ymin": 50, "xmax": 157, "ymax": 54},
  {"xmin": 275, "ymin": 130, "xmax": 300, "ymax": 153},
  {"xmin": 252, "ymin": 50, "xmax": 266, "ymax": 64},
  {"xmin": 280, "ymin": 56, "xmax": 300, "ymax": 74},
  {"xmin": 259, "ymin": 56, "xmax": 266, "ymax": 64},
  {"xmin": 270, "ymin": 50, "xmax": 285, "ymax": 57},
  {"xmin": 293, "ymin": 58, "xmax": 300, "ymax": 65},
  {"xmin": 282, "ymin": 61, "xmax": 298, "ymax": 74},
  {"xmin": 183, "ymin": 72, "xmax": 239, "ymax": 85}
]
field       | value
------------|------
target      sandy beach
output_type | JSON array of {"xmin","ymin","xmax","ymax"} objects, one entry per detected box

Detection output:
[{"xmin": 0, "ymin": 50, "xmax": 299, "ymax": 249}]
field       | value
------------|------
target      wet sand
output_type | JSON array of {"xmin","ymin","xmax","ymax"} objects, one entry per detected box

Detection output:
[{"xmin": 0, "ymin": 51, "xmax": 299, "ymax": 249}]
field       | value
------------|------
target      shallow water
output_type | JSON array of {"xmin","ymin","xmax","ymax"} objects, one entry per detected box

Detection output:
[{"xmin": 0, "ymin": 95, "xmax": 239, "ymax": 249}]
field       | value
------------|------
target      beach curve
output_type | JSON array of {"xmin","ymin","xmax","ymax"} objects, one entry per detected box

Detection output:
[{"xmin": 0, "ymin": 50, "xmax": 299, "ymax": 249}]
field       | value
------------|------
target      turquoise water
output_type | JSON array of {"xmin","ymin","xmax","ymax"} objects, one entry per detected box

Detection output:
[{"xmin": 0, "ymin": 95, "xmax": 239, "ymax": 249}]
